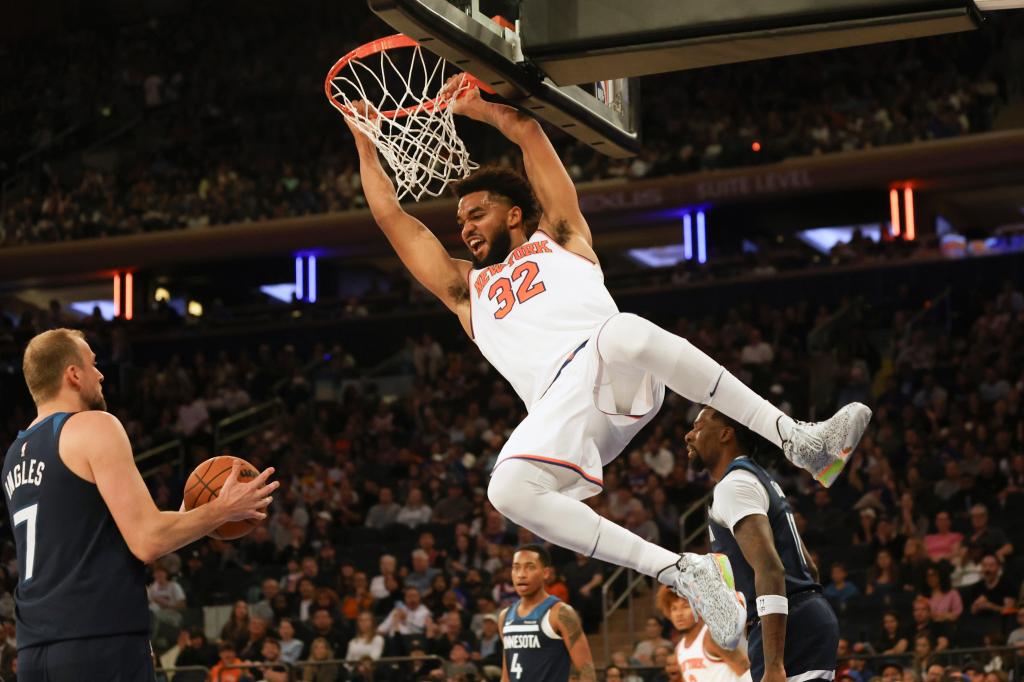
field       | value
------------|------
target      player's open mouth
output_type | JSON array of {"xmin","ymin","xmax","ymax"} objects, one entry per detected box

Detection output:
[{"xmin": 468, "ymin": 238, "xmax": 485, "ymax": 255}]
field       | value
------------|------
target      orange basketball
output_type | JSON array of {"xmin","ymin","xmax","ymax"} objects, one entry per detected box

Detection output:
[{"xmin": 183, "ymin": 455, "xmax": 262, "ymax": 540}]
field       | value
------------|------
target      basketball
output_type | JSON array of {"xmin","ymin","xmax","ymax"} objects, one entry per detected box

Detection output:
[{"xmin": 183, "ymin": 456, "xmax": 262, "ymax": 540}]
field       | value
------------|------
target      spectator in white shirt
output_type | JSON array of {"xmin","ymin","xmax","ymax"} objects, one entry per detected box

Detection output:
[
  {"xmin": 396, "ymin": 488, "xmax": 432, "ymax": 529},
  {"xmin": 378, "ymin": 587, "xmax": 434, "ymax": 637},
  {"xmin": 370, "ymin": 554, "xmax": 399, "ymax": 600},
  {"xmin": 346, "ymin": 611, "xmax": 385, "ymax": 661},
  {"xmin": 148, "ymin": 565, "xmax": 186, "ymax": 629},
  {"xmin": 740, "ymin": 328, "xmax": 774, "ymax": 366}
]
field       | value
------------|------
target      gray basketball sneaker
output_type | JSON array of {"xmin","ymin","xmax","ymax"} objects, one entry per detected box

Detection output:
[
  {"xmin": 669, "ymin": 553, "xmax": 746, "ymax": 650},
  {"xmin": 781, "ymin": 402, "xmax": 873, "ymax": 487}
]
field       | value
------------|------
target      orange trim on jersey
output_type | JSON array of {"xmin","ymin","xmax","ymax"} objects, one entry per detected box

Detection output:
[
  {"xmin": 535, "ymin": 229, "xmax": 597, "ymax": 265},
  {"xmin": 499, "ymin": 454, "xmax": 603, "ymax": 487},
  {"xmin": 465, "ymin": 266, "xmax": 475, "ymax": 340}
]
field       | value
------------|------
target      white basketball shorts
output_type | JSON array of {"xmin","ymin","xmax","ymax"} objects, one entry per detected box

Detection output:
[{"xmin": 492, "ymin": 318, "xmax": 666, "ymax": 500}]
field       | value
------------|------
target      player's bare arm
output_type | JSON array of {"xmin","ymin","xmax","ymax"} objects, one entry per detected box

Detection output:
[
  {"xmin": 498, "ymin": 607, "xmax": 511, "ymax": 682},
  {"xmin": 61, "ymin": 411, "xmax": 278, "ymax": 563},
  {"xmin": 553, "ymin": 602, "xmax": 596, "ymax": 682},
  {"xmin": 449, "ymin": 79, "xmax": 597, "ymax": 261},
  {"xmin": 346, "ymin": 111, "xmax": 473, "ymax": 332},
  {"xmin": 704, "ymin": 627, "xmax": 752, "ymax": 676},
  {"xmin": 733, "ymin": 514, "xmax": 787, "ymax": 682}
]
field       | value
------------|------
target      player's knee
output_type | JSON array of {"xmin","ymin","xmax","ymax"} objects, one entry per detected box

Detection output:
[
  {"xmin": 599, "ymin": 312, "xmax": 656, "ymax": 365},
  {"xmin": 487, "ymin": 466, "xmax": 521, "ymax": 521}
]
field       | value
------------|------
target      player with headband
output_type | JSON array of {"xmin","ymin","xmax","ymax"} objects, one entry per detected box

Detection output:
[
  {"xmin": 685, "ymin": 406, "xmax": 840, "ymax": 682},
  {"xmin": 344, "ymin": 75, "xmax": 870, "ymax": 649}
]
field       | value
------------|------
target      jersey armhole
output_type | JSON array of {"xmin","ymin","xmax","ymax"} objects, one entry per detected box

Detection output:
[
  {"xmin": 542, "ymin": 603, "xmax": 563, "ymax": 640},
  {"xmin": 56, "ymin": 411, "xmax": 98, "ymax": 485}
]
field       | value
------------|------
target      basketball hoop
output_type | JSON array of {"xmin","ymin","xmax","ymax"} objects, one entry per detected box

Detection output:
[{"xmin": 325, "ymin": 34, "xmax": 486, "ymax": 201}]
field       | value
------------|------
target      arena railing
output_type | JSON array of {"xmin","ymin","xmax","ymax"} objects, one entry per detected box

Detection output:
[
  {"xmin": 602, "ymin": 565, "xmax": 655, "ymax": 665},
  {"xmin": 209, "ymin": 654, "xmax": 449, "ymax": 681},
  {"xmin": 847, "ymin": 646, "xmax": 1023, "ymax": 677},
  {"xmin": 678, "ymin": 490, "xmax": 714, "ymax": 552},
  {"xmin": 153, "ymin": 664, "xmax": 210, "ymax": 681},
  {"xmin": 135, "ymin": 438, "xmax": 186, "ymax": 481},
  {"xmin": 213, "ymin": 397, "xmax": 286, "ymax": 454}
]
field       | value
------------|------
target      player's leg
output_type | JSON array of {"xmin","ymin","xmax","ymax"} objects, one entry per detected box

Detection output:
[
  {"xmin": 595, "ymin": 313, "xmax": 871, "ymax": 486},
  {"xmin": 488, "ymin": 458, "xmax": 746, "ymax": 649},
  {"xmin": 31, "ymin": 634, "xmax": 156, "ymax": 682},
  {"xmin": 488, "ymin": 457, "xmax": 681, "ymax": 575}
]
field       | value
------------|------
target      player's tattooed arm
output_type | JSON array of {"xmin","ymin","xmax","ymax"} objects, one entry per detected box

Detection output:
[{"xmin": 556, "ymin": 604, "xmax": 597, "ymax": 682}]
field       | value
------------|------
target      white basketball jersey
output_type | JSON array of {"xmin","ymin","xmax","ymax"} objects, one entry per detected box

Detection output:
[
  {"xmin": 675, "ymin": 625, "xmax": 753, "ymax": 682},
  {"xmin": 469, "ymin": 229, "xmax": 618, "ymax": 409}
]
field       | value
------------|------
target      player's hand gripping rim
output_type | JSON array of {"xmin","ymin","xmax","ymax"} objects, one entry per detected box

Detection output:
[{"xmin": 214, "ymin": 461, "xmax": 280, "ymax": 522}]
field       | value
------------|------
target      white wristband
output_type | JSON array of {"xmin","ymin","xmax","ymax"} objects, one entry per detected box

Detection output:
[{"xmin": 756, "ymin": 595, "xmax": 789, "ymax": 616}]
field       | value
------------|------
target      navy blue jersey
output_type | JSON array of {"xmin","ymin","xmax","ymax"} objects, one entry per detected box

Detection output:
[
  {"xmin": 3, "ymin": 412, "xmax": 149, "ymax": 648},
  {"xmin": 708, "ymin": 458, "xmax": 819, "ymax": 622},
  {"xmin": 502, "ymin": 595, "xmax": 570, "ymax": 682}
]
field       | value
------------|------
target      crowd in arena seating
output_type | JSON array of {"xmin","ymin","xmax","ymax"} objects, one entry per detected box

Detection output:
[
  {"xmin": 0, "ymin": 2, "xmax": 1016, "ymax": 248},
  {"xmin": 1, "ymin": 262, "xmax": 1022, "ymax": 681}
]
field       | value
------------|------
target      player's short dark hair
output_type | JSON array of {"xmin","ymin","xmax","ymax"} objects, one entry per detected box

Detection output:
[
  {"xmin": 703, "ymin": 406, "xmax": 764, "ymax": 457},
  {"xmin": 514, "ymin": 543, "xmax": 552, "ymax": 567},
  {"xmin": 451, "ymin": 166, "xmax": 540, "ymax": 227}
]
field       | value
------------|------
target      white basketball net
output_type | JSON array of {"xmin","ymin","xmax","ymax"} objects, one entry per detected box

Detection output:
[{"xmin": 326, "ymin": 37, "xmax": 477, "ymax": 201}]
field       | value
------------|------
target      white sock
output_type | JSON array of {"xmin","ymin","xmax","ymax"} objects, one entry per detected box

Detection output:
[
  {"xmin": 597, "ymin": 313, "xmax": 794, "ymax": 448},
  {"xmin": 488, "ymin": 459, "xmax": 680, "ymax": 578}
]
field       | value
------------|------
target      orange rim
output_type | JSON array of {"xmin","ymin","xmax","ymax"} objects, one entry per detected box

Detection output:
[{"xmin": 324, "ymin": 33, "xmax": 491, "ymax": 120}]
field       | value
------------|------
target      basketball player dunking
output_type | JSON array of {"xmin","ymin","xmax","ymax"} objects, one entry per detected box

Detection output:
[
  {"xmin": 499, "ymin": 545, "xmax": 594, "ymax": 682},
  {"xmin": 656, "ymin": 587, "xmax": 752, "ymax": 682},
  {"xmin": 347, "ymin": 78, "xmax": 871, "ymax": 648},
  {"xmin": 4, "ymin": 329, "xmax": 279, "ymax": 681}
]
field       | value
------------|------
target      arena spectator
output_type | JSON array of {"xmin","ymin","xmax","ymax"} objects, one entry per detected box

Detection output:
[
  {"xmin": 276, "ymin": 618, "xmax": 305, "ymax": 664},
  {"xmin": 396, "ymin": 488, "xmax": 432, "ymax": 528},
  {"xmin": 148, "ymin": 565, "xmax": 187, "ymax": 630},
  {"xmin": 220, "ymin": 600, "xmax": 251, "ymax": 651},
  {"xmin": 405, "ymin": 549, "xmax": 441, "ymax": 595},
  {"xmin": 632, "ymin": 617, "xmax": 673, "ymax": 666},
  {"xmin": 299, "ymin": 637, "xmax": 338, "ymax": 682},
  {"xmin": 874, "ymin": 611, "xmax": 911, "ymax": 655},
  {"xmin": 364, "ymin": 487, "xmax": 401, "ymax": 529},
  {"xmin": 444, "ymin": 641, "xmax": 481, "ymax": 680},
  {"xmin": 924, "ymin": 512, "xmax": 963, "ymax": 562},
  {"xmin": 924, "ymin": 564, "xmax": 963, "ymax": 623},
  {"xmin": 825, "ymin": 562, "xmax": 861, "ymax": 611},
  {"xmin": 966, "ymin": 505, "xmax": 1014, "ymax": 561},
  {"xmin": 378, "ymin": 586, "xmax": 434, "ymax": 637},
  {"xmin": 209, "ymin": 641, "xmax": 245, "ymax": 682},
  {"xmin": 346, "ymin": 611, "xmax": 384, "ymax": 662}
]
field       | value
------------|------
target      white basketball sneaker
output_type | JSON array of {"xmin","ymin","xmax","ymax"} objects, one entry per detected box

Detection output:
[
  {"xmin": 669, "ymin": 553, "xmax": 746, "ymax": 650},
  {"xmin": 781, "ymin": 402, "xmax": 873, "ymax": 487}
]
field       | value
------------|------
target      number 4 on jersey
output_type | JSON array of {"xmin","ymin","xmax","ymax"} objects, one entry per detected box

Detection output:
[
  {"xmin": 509, "ymin": 652, "xmax": 524, "ymax": 679},
  {"xmin": 487, "ymin": 262, "xmax": 546, "ymax": 319}
]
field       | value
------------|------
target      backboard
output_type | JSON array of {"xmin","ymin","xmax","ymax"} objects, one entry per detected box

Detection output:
[{"xmin": 370, "ymin": 0, "xmax": 998, "ymax": 158}]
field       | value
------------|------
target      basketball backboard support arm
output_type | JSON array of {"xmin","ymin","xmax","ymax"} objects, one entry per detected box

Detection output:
[{"xmin": 367, "ymin": 0, "xmax": 641, "ymax": 158}]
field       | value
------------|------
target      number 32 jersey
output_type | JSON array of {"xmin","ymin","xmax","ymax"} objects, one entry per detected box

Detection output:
[
  {"xmin": 3, "ymin": 412, "xmax": 149, "ymax": 648},
  {"xmin": 469, "ymin": 229, "xmax": 619, "ymax": 410}
]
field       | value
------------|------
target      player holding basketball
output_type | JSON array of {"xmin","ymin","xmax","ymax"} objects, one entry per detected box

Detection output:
[
  {"xmin": 685, "ymin": 406, "xmax": 840, "ymax": 682},
  {"xmin": 4, "ymin": 329, "xmax": 279, "ymax": 681},
  {"xmin": 346, "ymin": 79, "xmax": 870, "ymax": 648},
  {"xmin": 498, "ymin": 544, "xmax": 594, "ymax": 682},
  {"xmin": 656, "ymin": 586, "xmax": 752, "ymax": 682}
]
